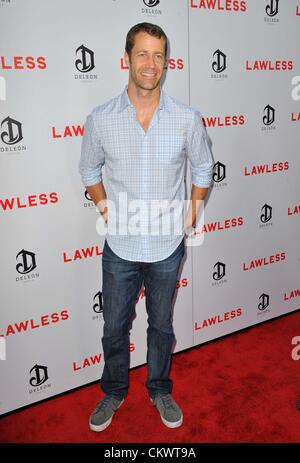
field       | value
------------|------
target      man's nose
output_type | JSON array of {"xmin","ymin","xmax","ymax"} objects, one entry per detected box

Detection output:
[{"xmin": 145, "ymin": 54, "xmax": 156, "ymax": 67}]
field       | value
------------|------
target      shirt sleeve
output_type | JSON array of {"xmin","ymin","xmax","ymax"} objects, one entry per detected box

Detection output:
[
  {"xmin": 186, "ymin": 110, "xmax": 214, "ymax": 188},
  {"xmin": 78, "ymin": 113, "xmax": 105, "ymax": 187}
]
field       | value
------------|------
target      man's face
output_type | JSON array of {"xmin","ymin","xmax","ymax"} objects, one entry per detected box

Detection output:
[{"xmin": 125, "ymin": 31, "xmax": 166, "ymax": 91}]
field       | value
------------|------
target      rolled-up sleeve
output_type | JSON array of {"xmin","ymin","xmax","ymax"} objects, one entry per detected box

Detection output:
[
  {"xmin": 78, "ymin": 113, "xmax": 105, "ymax": 187},
  {"xmin": 186, "ymin": 111, "xmax": 214, "ymax": 188}
]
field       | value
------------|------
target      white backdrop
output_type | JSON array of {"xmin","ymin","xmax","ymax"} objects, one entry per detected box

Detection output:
[{"xmin": 0, "ymin": 0, "xmax": 299, "ymax": 415}]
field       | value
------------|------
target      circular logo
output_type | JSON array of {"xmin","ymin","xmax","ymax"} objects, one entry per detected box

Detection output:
[{"xmin": 143, "ymin": 0, "xmax": 160, "ymax": 7}]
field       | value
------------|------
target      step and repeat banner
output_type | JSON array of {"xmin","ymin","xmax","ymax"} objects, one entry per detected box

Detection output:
[{"xmin": 0, "ymin": 0, "xmax": 299, "ymax": 415}]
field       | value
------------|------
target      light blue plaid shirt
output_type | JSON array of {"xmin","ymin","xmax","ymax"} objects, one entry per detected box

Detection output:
[{"xmin": 79, "ymin": 86, "xmax": 213, "ymax": 262}]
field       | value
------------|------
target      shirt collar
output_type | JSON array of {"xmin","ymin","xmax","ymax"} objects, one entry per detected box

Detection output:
[{"xmin": 119, "ymin": 85, "xmax": 170, "ymax": 113}]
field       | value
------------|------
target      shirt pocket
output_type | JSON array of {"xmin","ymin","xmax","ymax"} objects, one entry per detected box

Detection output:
[{"xmin": 153, "ymin": 133, "xmax": 185, "ymax": 165}]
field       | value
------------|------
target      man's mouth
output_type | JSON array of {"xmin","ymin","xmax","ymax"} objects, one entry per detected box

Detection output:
[{"xmin": 141, "ymin": 72, "xmax": 157, "ymax": 77}]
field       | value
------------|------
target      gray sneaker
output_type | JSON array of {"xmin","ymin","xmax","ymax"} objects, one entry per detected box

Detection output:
[
  {"xmin": 89, "ymin": 395, "xmax": 125, "ymax": 432},
  {"xmin": 150, "ymin": 393, "xmax": 183, "ymax": 428}
]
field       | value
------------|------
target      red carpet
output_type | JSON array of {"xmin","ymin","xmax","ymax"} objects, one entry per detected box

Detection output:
[{"xmin": 1, "ymin": 310, "xmax": 300, "ymax": 443}]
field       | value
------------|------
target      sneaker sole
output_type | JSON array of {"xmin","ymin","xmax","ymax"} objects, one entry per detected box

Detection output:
[
  {"xmin": 150, "ymin": 398, "xmax": 183, "ymax": 428},
  {"xmin": 89, "ymin": 398, "xmax": 125, "ymax": 432}
]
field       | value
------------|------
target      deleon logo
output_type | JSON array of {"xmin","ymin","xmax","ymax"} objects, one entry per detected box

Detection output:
[
  {"xmin": 1, "ymin": 116, "xmax": 23, "ymax": 145},
  {"xmin": 75, "ymin": 45, "xmax": 95, "ymax": 73},
  {"xmin": 263, "ymin": 105, "xmax": 275, "ymax": 125},
  {"xmin": 260, "ymin": 204, "xmax": 272, "ymax": 223},
  {"xmin": 212, "ymin": 49, "xmax": 226, "ymax": 73},
  {"xmin": 213, "ymin": 161, "xmax": 226, "ymax": 183},
  {"xmin": 258, "ymin": 293, "xmax": 270, "ymax": 311},
  {"xmin": 213, "ymin": 261, "xmax": 226, "ymax": 281},
  {"xmin": 266, "ymin": 0, "xmax": 279, "ymax": 17},
  {"xmin": 93, "ymin": 291, "xmax": 103, "ymax": 314},
  {"xmin": 16, "ymin": 249, "xmax": 37, "ymax": 275},
  {"xmin": 85, "ymin": 190, "xmax": 92, "ymax": 202},
  {"xmin": 29, "ymin": 364, "xmax": 48, "ymax": 387},
  {"xmin": 83, "ymin": 189, "xmax": 95, "ymax": 210},
  {"xmin": 143, "ymin": 0, "xmax": 160, "ymax": 6}
]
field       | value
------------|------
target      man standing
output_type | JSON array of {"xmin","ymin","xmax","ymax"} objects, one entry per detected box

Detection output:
[{"xmin": 79, "ymin": 22, "xmax": 213, "ymax": 432}]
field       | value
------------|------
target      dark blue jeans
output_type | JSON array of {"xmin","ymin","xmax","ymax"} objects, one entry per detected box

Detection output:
[{"xmin": 100, "ymin": 238, "xmax": 185, "ymax": 400}]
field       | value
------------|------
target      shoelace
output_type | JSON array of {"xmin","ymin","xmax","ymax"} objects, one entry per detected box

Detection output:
[
  {"xmin": 94, "ymin": 396, "xmax": 115, "ymax": 412},
  {"xmin": 159, "ymin": 394, "xmax": 177, "ymax": 411}
]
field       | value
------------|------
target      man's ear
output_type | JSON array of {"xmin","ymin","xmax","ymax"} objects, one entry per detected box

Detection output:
[{"xmin": 124, "ymin": 51, "xmax": 130, "ymax": 68}]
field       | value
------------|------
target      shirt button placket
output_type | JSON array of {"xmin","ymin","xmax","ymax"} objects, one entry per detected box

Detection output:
[{"xmin": 141, "ymin": 132, "xmax": 148, "ymax": 261}]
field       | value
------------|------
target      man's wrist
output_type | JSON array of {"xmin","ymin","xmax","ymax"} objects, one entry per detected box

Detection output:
[{"xmin": 184, "ymin": 222, "xmax": 194, "ymax": 236}]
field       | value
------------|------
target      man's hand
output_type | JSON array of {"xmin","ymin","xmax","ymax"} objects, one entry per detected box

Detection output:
[
  {"xmin": 100, "ymin": 205, "xmax": 108, "ymax": 224},
  {"xmin": 85, "ymin": 182, "xmax": 108, "ymax": 223},
  {"xmin": 184, "ymin": 184, "xmax": 208, "ymax": 236},
  {"xmin": 183, "ymin": 220, "xmax": 195, "ymax": 237}
]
